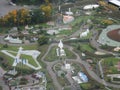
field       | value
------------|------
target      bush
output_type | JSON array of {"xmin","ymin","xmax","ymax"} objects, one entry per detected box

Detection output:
[
  {"xmin": 38, "ymin": 35, "xmax": 49, "ymax": 46},
  {"xmin": 19, "ymin": 77, "xmax": 28, "ymax": 85},
  {"xmin": 3, "ymin": 44, "xmax": 8, "ymax": 48}
]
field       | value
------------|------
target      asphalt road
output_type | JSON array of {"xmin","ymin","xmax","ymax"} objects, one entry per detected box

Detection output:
[
  {"xmin": 0, "ymin": 0, "xmax": 37, "ymax": 17},
  {"xmin": 0, "ymin": 0, "xmax": 21, "ymax": 17}
]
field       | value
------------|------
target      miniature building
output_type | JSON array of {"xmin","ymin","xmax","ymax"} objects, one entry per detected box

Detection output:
[
  {"xmin": 78, "ymin": 72, "xmax": 88, "ymax": 83},
  {"xmin": 4, "ymin": 35, "xmax": 22, "ymax": 44},
  {"xmin": 58, "ymin": 40, "xmax": 63, "ymax": 49},
  {"xmin": 108, "ymin": 0, "xmax": 120, "ymax": 8},
  {"xmin": 63, "ymin": 15, "xmax": 74, "ymax": 24},
  {"xmin": 80, "ymin": 29, "xmax": 89, "ymax": 38},
  {"xmin": 65, "ymin": 8, "xmax": 73, "ymax": 15},
  {"xmin": 57, "ymin": 40, "xmax": 66, "ymax": 57},
  {"xmin": 83, "ymin": 4, "xmax": 99, "ymax": 10},
  {"xmin": 65, "ymin": 63, "xmax": 71, "ymax": 70}
]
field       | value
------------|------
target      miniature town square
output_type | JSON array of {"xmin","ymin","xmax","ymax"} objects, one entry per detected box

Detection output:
[{"xmin": 0, "ymin": 0, "xmax": 120, "ymax": 90}]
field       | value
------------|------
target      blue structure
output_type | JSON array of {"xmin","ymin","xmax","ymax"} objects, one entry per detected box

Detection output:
[{"xmin": 78, "ymin": 72, "xmax": 88, "ymax": 83}]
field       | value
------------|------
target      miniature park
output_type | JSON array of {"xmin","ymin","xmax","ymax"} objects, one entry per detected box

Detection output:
[{"xmin": 0, "ymin": 0, "xmax": 120, "ymax": 90}]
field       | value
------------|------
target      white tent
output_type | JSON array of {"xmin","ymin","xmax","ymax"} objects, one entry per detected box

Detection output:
[
  {"xmin": 108, "ymin": 0, "xmax": 120, "ymax": 7},
  {"xmin": 83, "ymin": 4, "xmax": 99, "ymax": 10}
]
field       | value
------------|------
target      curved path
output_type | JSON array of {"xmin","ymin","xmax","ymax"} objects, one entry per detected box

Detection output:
[{"xmin": 41, "ymin": 42, "xmax": 120, "ymax": 90}]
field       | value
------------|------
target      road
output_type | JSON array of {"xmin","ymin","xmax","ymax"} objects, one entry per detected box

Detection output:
[
  {"xmin": 0, "ymin": 0, "xmax": 37, "ymax": 17},
  {"xmin": 0, "ymin": 0, "xmax": 21, "ymax": 17},
  {"xmin": 40, "ymin": 27, "xmax": 120, "ymax": 90}
]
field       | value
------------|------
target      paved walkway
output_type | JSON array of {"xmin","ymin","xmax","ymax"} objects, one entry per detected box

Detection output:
[
  {"xmin": 41, "ymin": 41, "xmax": 120, "ymax": 90},
  {"xmin": 98, "ymin": 25, "xmax": 120, "ymax": 47},
  {"xmin": 1, "ymin": 49, "xmax": 41, "ymax": 70}
]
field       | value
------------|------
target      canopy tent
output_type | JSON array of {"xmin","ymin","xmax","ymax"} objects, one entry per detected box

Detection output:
[{"xmin": 108, "ymin": 0, "xmax": 120, "ymax": 7}]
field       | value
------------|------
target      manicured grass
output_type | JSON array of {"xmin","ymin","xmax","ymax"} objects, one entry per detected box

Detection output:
[
  {"xmin": 80, "ymin": 83, "xmax": 91, "ymax": 90},
  {"xmin": 102, "ymin": 57, "xmax": 120, "ymax": 74},
  {"xmin": 80, "ymin": 43, "xmax": 95, "ymax": 52},
  {"xmin": 45, "ymin": 46, "xmax": 58, "ymax": 62},
  {"xmin": 0, "ymin": 44, "xmax": 38, "ymax": 51},
  {"xmin": 59, "ymin": 30, "xmax": 72, "ymax": 35},
  {"xmin": 57, "ymin": 77, "xmax": 70, "ymax": 86},
  {"xmin": 0, "ymin": 52, "xmax": 14, "ymax": 65},
  {"xmin": 45, "ymin": 46, "xmax": 76, "ymax": 62},
  {"xmin": 7, "ymin": 51, "xmax": 17, "ymax": 56},
  {"xmin": 70, "ymin": 16, "xmax": 88, "ymax": 26},
  {"xmin": 20, "ymin": 54, "xmax": 38, "ymax": 67},
  {"xmin": 64, "ymin": 48, "xmax": 76, "ymax": 59},
  {"xmin": 16, "ymin": 63, "xmax": 31, "ymax": 70},
  {"xmin": 0, "ymin": 44, "xmax": 39, "ymax": 70}
]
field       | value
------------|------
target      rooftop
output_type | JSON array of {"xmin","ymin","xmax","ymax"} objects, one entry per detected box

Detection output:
[{"xmin": 108, "ymin": 0, "xmax": 120, "ymax": 7}]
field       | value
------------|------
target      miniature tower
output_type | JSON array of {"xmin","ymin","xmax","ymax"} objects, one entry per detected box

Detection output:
[{"xmin": 58, "ymin": 40, "xmax": 63, "ymax": 49}]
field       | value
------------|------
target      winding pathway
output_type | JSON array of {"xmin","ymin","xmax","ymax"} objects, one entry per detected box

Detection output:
[{"xmin": 41, "ymin": 40, "xmax": 120, "ymax": 90}]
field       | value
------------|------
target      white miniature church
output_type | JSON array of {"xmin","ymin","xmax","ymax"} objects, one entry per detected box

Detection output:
[{"xmin": 56, "ymin": 40, "xmax": 66, "ymax": 57}]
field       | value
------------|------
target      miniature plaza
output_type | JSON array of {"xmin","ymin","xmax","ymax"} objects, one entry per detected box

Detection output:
[{"xmin": 1, "ymin": 47, "xmax": 41, "ymax": 70}]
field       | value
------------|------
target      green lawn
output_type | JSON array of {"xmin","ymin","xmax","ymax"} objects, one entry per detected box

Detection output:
[
  {"xmin": 7, "ymin": 51, "xmax": 17, "ymax": 56},
  {"xmin": 20, "ymin": 54, "xmax": 38, "ymax": 67},
  {"xmin": 45, "ymin": 46, "xmax": 76, "ymax": 62},
  {"xmin": 0, "ymin": 44, "xmax": 38, "ymax": 51},
  {"xmin": 80, "ymin": 43, "xmax": 95, "ymax": 52},
  {"xmin": 102, "ymin": 57, "xmax": 120, "ymax": 74},
  {"xmin": 45, "ymin": 46, "xmax": 58, "ymax": 62},
  {"xmin": 0, "ymin": 44, "xmax": 39, "ymax": 69},
  {"xmin": 59, "ymin": 30, "xmax": 72, "ymax": 36},
  {"xmin": 0, "ymin": 52, "xmax": 14, "ymax": 65}
]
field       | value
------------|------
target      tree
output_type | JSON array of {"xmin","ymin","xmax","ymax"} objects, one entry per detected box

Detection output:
[
  {"xmin": 38, "ymin": 35, "xmax": 49, "ymax": 45},
  {"xmin": 0, "ymin": 8, "xmax": 30, "ymax": 26},
  {"xmin": 40, "ymin": 0, "xmax": 52, "ymax": 20},
  {"xmin": 30, "ymin": 9, "xmax": 45, "ymax": 24}
]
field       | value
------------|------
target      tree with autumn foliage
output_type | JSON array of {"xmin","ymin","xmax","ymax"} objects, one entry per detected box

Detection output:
[
  {"xmin": 40, "ymin": 0, "xmax": 52, "ymax": 20},
  {"xmin": 0, "ymin": 8, "xmax": 30, "ymax": 26},
  {"xmin": 17, "ymin": 8, "xmax": 30, "ymax": 25}
]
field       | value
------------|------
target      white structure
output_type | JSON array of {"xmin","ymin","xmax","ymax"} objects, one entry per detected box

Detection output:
[
  {"xmin": 4, "ymin": 35, "xmax": 22, "ymax": 44},
  {"xmin": 81, "ymin": 53, "xmax": 86, "ymax": 57},
  {"xmin": 25, "ymin": 25, "xmax": 33, "ymax": 30},
  {"xmin": 58, "ymin": 5, "xmax": 61, "ymax": 11},
  {"xmin": 80, "ymin": 29, "xmax": 89, "ymax": 38},
  {"xmin": 114, "ymin": 47, "xmax": 120, "ymax": 51},
  {"xmin": 56, "ymin": 40, "xmax": 66, "ymax": 57},
  {"xmin": 58, "ymin": 40, "xmax": 63, "ymax": 49},
  {"xmin": 108, "ymin": 0, "xmax": 120, "ymax": 7},
  {"xmin": 1, "ymin": 47, "xmax": 41, "ymax": 70},
  {"xmin": 83, "ymin": 4, "xmax": 99, "ymax": 10},
  {"xmin": 47, "ymin": 30, "xmax": 59, "ymax": 35},
  {"xmin": 72, "ymin": 72, "xmax": 88, "ymax": 84},
  {"xmin": 65, "ymin": 63, "xmax": 71, "ymax": 70},
  {"xmin": 65, "ymin": 8, "xmax": 73, "ymax": 15}
]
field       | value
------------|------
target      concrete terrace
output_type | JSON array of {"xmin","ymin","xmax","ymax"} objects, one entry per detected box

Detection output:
[{"xmin": 97, "ymin": 25, "xmax": 120, "ymax": 47}]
